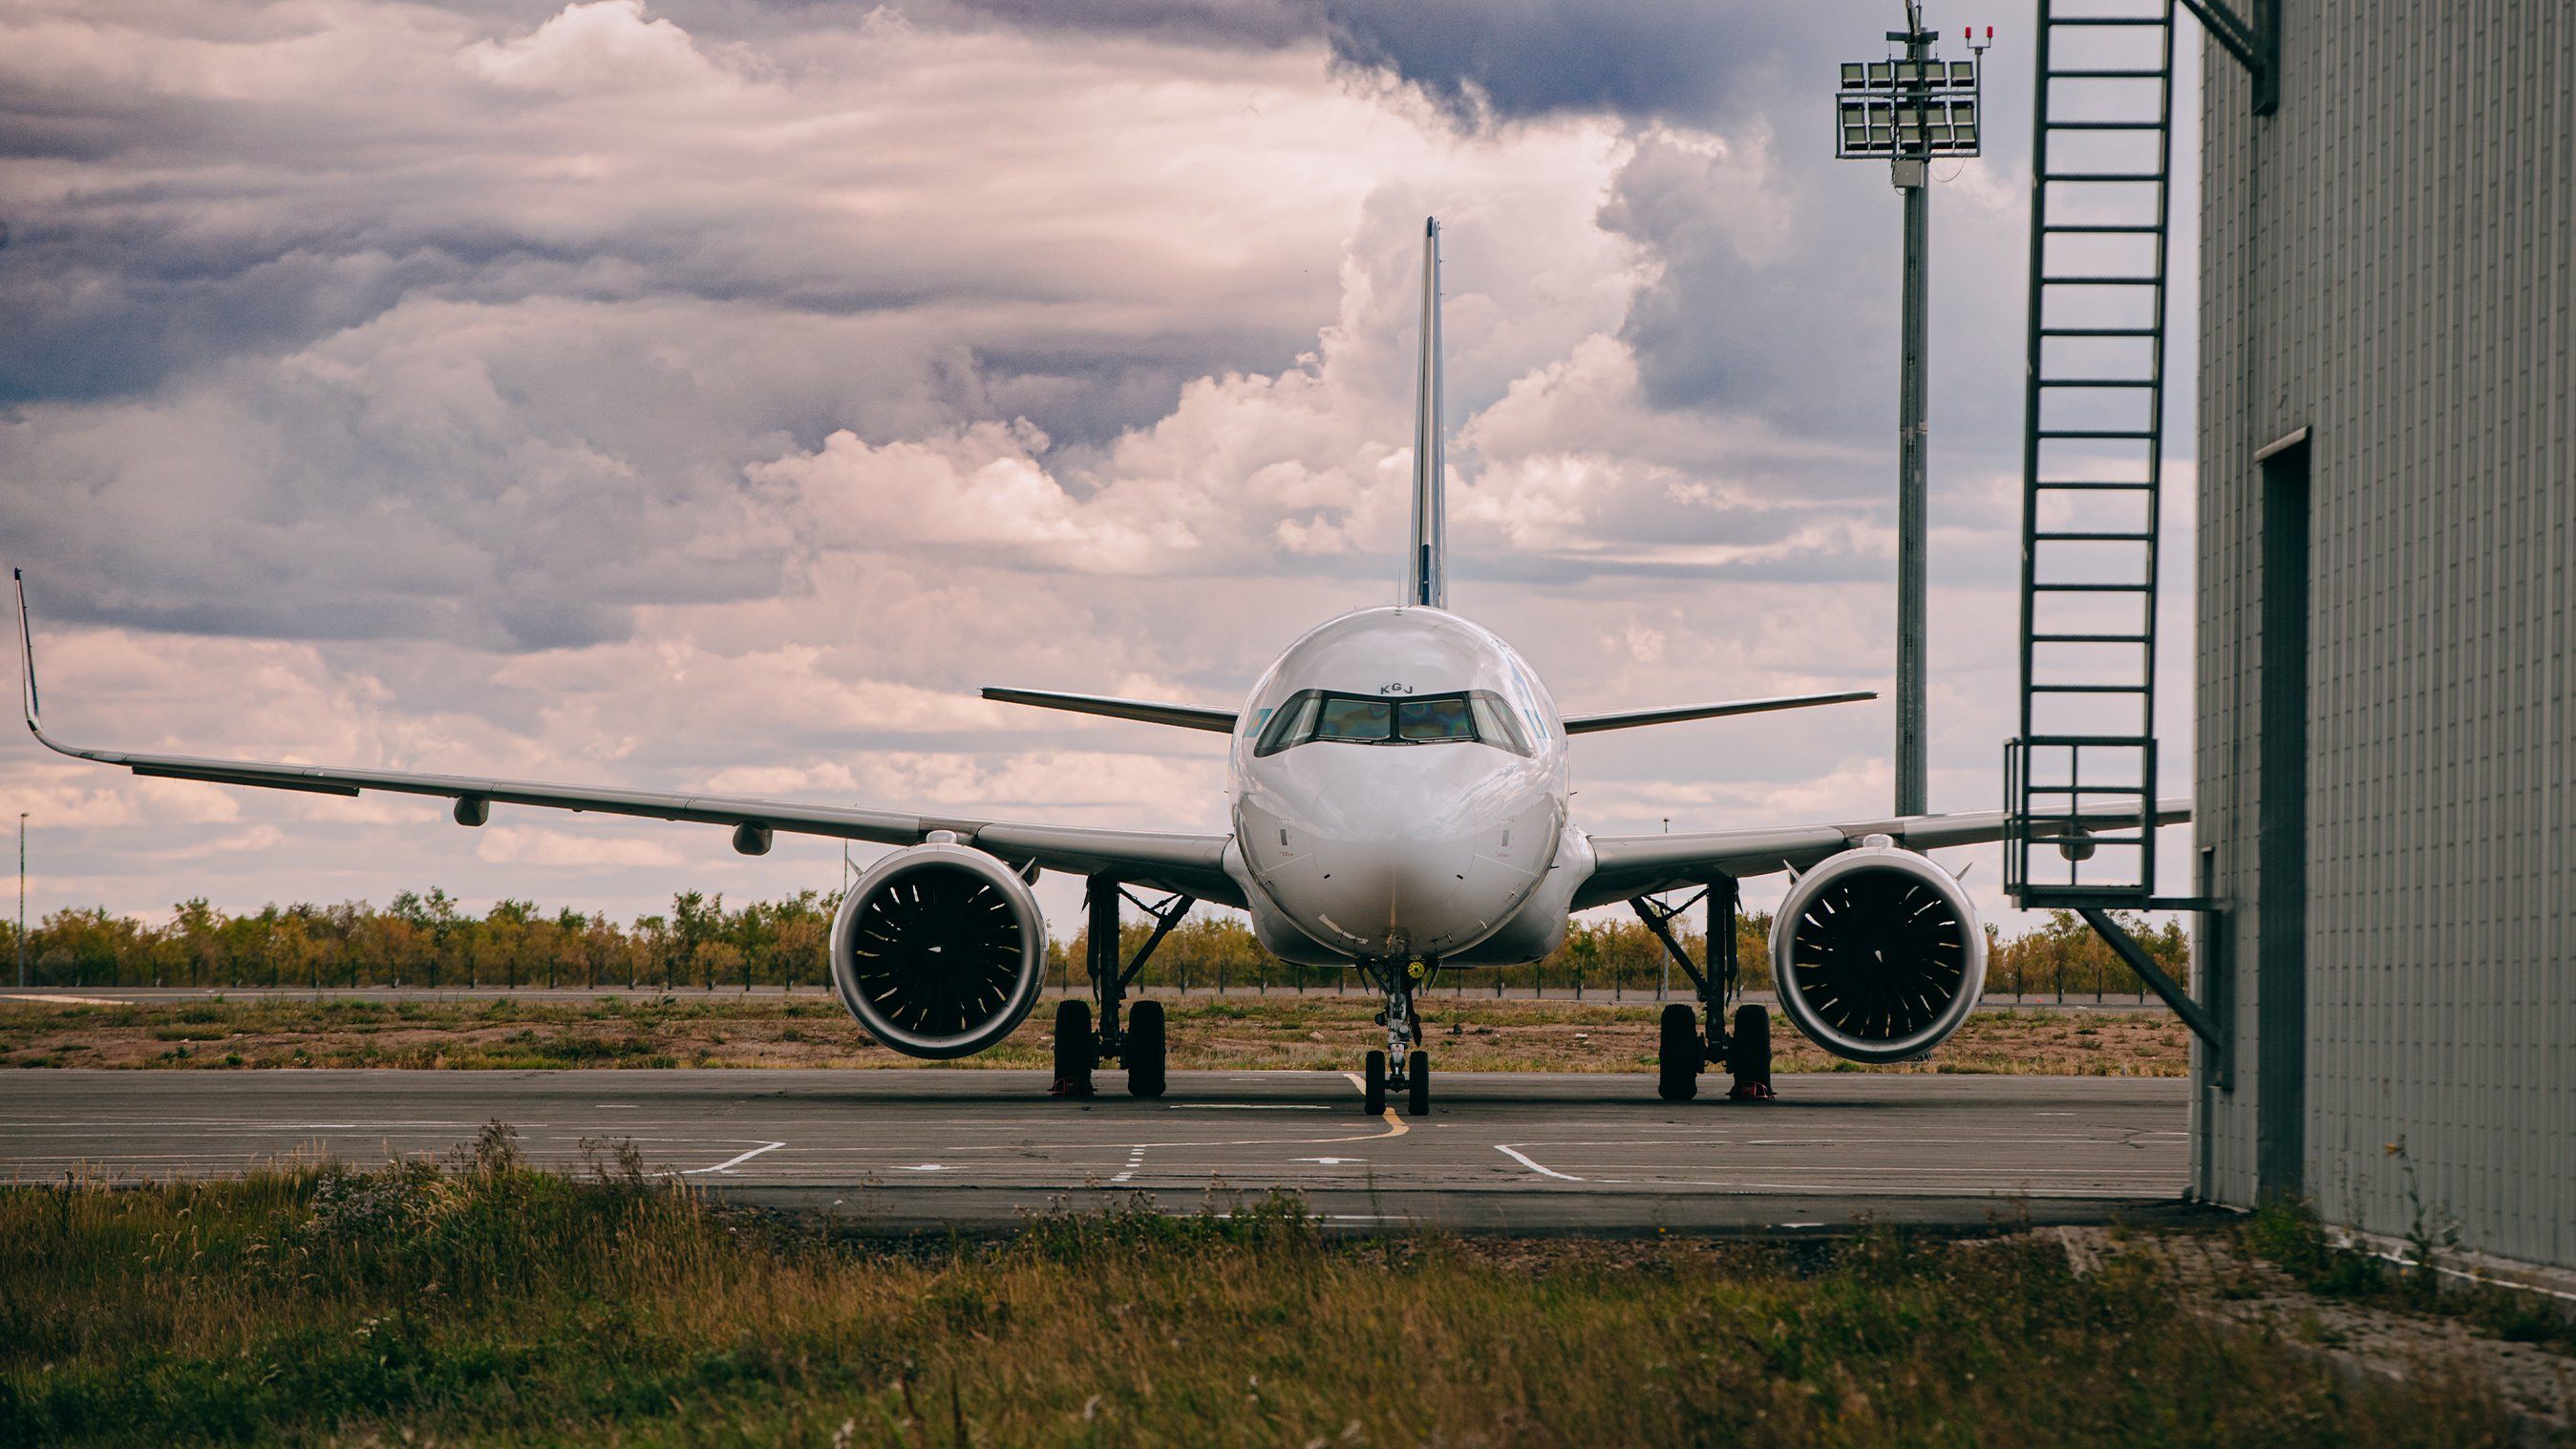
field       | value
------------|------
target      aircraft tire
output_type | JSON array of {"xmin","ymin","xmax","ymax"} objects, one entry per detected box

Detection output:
[
  {"xmin": 1406, "ymin": 1050, "xmax": 1431, "ymax": 1116},
  {"xmin": 1052, "ymin": 998, "xmax": 1095, "ymax": 1097},
  {"xmin": 1364, "ymin": 1050, "xmax": 1388, "ymax": 1115},
  {"xmin": 1728, "ymin": 1004, "xmax": 1774, "ymax": 1095},
  {"xmin": 1126, "ymin": 999, "xmax": 1167, "ymax": 1098},
  {"xmin": 1657, "ymin": 1003, "xmax": 1701, "ymax": 1101}
]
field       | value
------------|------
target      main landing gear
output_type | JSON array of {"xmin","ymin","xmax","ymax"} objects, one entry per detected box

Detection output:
[
  {"xmin": 1633, "ymin": 874, "xmax": 1775, "ymax": 1103},
  {"xmin": 1051, "ymin": 875, "xmax": 1192, "ymax": 1100},
  {"xmin": 1358, "ymin": 958, "xmax": 1432, "ymax": 1117}
]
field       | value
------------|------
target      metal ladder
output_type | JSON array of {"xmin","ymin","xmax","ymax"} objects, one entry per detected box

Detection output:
[{"xmin": 2005, "ymin": 0, "xmax": 2178, "ymax": 906}]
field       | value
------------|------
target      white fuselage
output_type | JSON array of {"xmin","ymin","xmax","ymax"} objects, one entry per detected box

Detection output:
[{"xmin": 1224, "ymin": 606, "xmax": 1583, "ymax": 968}]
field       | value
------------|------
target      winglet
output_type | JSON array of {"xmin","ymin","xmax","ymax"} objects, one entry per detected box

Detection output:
[
  {"xmin": 13, "ymin": 571, "xmax": 90, "ymax": 762},
  {"xmin": 1407, "ymin": 216, "xmax": 1447, "ymax": 610},
  {"xmin": 13, "ymin": 568, "xmax": 40, "ymax": 739}
]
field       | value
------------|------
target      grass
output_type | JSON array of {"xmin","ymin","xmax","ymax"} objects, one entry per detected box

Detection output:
[
  {"xmin": 2239, "ymin": 1197, "xmax": 2576, "ymax": 1358},
  {"xmin": 0, "ymin": 994, "xmax": 2191, "ymax": 1076},
  {"xmin": 0, "ymin": 1142, "xmax": 2523, "ymax": 1447}
]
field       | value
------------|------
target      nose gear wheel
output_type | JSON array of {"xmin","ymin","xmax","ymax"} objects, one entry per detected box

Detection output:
[{"xmin": 1358, "ymin": 958, "xmax": 1434, "ymax": 1115}]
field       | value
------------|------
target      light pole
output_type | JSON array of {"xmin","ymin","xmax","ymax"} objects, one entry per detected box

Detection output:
[
  {"xmin": 1835, "ymin": 6, "xmax": 1989, "ymax": 816},
  {"xmin": 15, "ymin": 812, "xmax": 26, "ymax": 988}
]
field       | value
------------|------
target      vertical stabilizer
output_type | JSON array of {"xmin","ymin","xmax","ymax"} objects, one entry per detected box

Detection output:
[{"xmin": 1407, "ymin": 217, "xmax": 1447, "ymax": 609}]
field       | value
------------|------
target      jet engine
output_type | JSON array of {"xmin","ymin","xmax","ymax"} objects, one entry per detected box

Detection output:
[
  {"xmin": 828, "ymin": 840, "xmax": 1048, "ymax": 1059},
  {"xmin": 1768, "ymin": 839, "xmax": 1987, "ymax": 1063}
]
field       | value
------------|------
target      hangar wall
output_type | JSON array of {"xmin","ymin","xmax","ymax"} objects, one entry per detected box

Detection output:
[{"xmin": 2193, "ymin": 0, "xmax": 2572, "ymax": 1268}]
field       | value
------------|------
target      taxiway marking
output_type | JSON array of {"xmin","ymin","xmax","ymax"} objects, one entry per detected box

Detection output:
[
  {"xmin": 683, "ymin": 1140, "xmax": 784, "ymax": 1176},
  {"xmin": 1494, "ymin": 1144, "xmax": 1588, "ymax": 1183}
]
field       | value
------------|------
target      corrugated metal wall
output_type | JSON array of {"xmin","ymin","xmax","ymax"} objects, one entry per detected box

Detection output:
[{"xmin": 2195, "ymin": 0, "xmax": 2573, "ymax": 1268}]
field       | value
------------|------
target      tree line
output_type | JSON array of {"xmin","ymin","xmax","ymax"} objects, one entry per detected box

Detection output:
[{"xmin": 4, "ymin": 889, "xmax": 2188, "ymax": 1001}]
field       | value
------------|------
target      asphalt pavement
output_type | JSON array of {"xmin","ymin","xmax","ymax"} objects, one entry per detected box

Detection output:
[{"xmin": 0, "ymin": 1068, "xmax": 2197, "ymax": 1236}]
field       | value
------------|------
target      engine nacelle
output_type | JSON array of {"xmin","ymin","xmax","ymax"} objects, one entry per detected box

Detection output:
[
  {"xmin": 828, "ymin": 842, "xmax": 1048, "ymax": 1059},
  {"xmin": 1769, "ymin": 841, "xmax": 1987, "ymax": 1063}
]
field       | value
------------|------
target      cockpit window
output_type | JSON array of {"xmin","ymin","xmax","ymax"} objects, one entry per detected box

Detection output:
[
  {"xmin": 1255, "ymin": 690, "xmax": 1533, "ymax": 757},
  {"xmin": 1314, "ymin": 695, "xmax": 1393, "ymax": 742},
  {"xmin": 1396, "ymin": 697, "xmax": 1475, "ymax": 741},
  {"xmin": 1467, "ymin": 693, "xmax": 1531, "ymax": 756}
]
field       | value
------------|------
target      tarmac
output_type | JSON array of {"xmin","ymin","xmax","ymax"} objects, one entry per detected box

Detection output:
[{"xmin": 0, "ymin": 1068, "xmax": 2198, "ymax": 1236}]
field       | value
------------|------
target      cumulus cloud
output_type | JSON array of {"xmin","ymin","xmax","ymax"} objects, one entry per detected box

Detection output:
[
  {"xmin": 462, "ymin": 0, "xmax": 718, "ymax": 92},
  {"xmin": 478, "ymin": 825, "xmax": 684, "ymax": 869},
  {"xmin": 756, "ymin": 421, "xmax": 1188, "ymax": 572},
  {"xmin": 0, "ymin": 0, "xmax": 2198, "ymax": 931}
]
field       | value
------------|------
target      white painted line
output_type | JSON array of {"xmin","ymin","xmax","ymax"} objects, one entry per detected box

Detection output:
[
  {"xmin": 1, "ymin": 993, "xmax": 129, "ymax": 1005},
  {"xmin": 1169, "ymin": 1104, "xmax": 1325, "ymax": 1111},
  {"xmin": 682, "ymin": 1141, "xmax": 785, "ymax": 1176},
  {"xmin": 888, "ymin": 1163, "xmax": 947, "ymax": 1173},
  {"xmin": 1494, "ymin": 1144, "xmax": 1586, "ymax": 1183},
  {"xmin": 1294, "ymin": 1157, "xmax": 1361, "ymax": 1165},
  {"xmin": 1778, "ymin": 1222, "xmax": 1826, "ymax": 1228}
]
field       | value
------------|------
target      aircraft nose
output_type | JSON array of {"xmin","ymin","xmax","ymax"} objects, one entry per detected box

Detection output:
[
  {"xmin": 1248, "ymin": 749, "xmax": 1551, "ymax": 958},
  {"xmin": 1280, "ymin": 839, "xmax": 1484, "ymax": 956}
]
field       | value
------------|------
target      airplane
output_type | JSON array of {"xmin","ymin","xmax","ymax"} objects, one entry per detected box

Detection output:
[{"xmin": 14, "ymin": 218, "xmax": 2184, "ymax": 1116}]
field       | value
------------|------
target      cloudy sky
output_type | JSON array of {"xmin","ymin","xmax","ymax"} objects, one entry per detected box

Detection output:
[{"xmin": 1, "ymin": 0, "xmax": 2201, "ymax": 935}]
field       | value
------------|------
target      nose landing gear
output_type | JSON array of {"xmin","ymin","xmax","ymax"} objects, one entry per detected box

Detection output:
[{"xmin": 1358, "ymin": 958, "xmax": 1434, "ymax": 1116}]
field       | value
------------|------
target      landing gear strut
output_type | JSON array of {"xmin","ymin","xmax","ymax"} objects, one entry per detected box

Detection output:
[
  {"xmin": 1051, "ymin": 875, "xmax": 1193, "ymax": 1099},
  {"xmin": 1358, "ymin": 957, "xmax": 1433, "ymax": 1116},
  {"xmin": 1632, "ymin": 874, "xmax": 1773, "ymax": 1102}
]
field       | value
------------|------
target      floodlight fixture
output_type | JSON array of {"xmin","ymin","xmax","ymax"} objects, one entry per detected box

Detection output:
[{"xmin": 1832, "ymin": 38, "xmax": 1984, "ymax": 160}]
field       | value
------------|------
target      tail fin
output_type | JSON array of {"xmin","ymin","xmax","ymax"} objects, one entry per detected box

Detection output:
[{"xmin": 1407, "ymin": 216, "xmax": 1447, "ymax": 609}]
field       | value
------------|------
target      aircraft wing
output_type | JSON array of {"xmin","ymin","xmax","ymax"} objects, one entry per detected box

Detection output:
[
  {"xmin": 14, "ymin": 575, "xmax": 1240, "ymax": 906},
  {"xmin": 1561, "ymin": 690, "xmax": 1874, "ymax": 734},
  {"xmin": 981, "ymin": 687, "xmax": 1236, "ymax": 734},
  {"xmin": 1571, "ymin": 798, "xmax": 2192, "ymax": 910}
]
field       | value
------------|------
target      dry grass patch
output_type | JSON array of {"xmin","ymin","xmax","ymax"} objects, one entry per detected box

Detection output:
[
  {"xmin": 0, "ymin": 994, "xmax": 2190, "ymax": 1076},
  {"xmin": 0, "ymin": 1143, "xmax": 2523, "ymax": 1447}
]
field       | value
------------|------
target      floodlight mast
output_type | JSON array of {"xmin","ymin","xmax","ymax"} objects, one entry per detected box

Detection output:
[
  {"xmin": 1894, "ymin": 5, "xmax": 1932, "ymax": 820},
  {"xmin": 1834, "ymin": 4, "xmax": 1988, "ymax": 817}
]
